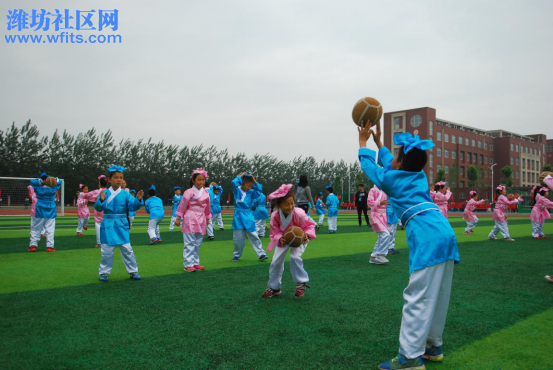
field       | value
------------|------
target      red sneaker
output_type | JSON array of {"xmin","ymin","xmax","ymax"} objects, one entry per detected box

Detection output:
[
  {"xmin": 262, "ymin": 287, "xmax": 282, "ymax": 298},
  {"xmin": 94, "ymin": 244, "xmax": 101, "ymax": 248},
  {"xmin": 41, "ymin": 234, "xmax": 46, "ymax": 238},
  {"xmin": 542, "ymin": 235, "xmax": 549, "ymax": 239},
  {"xmin": 294, "ymin": 283, "xmax": 310, "ymax": 297},
  {"xmin": 46, "ymin": 247, "xmax": 55, "ymax": 252},
  {"xmin": 184, "ymin": 267, "xmax": 197, "ymax": 273},
  {"xmin": 533, "ymin": 236, "xmax": 542, "ymax": 240},
  {"xmin": 83, "ymin": 226, "xmax": 88, "ymax": 230},
  {"xmin": 77, "ymin": 232, "xmax": 83, "ymax": 236},
  {"xmin": 193, "ymin": 265, "xmax": 205, "ymax": 270},
  {"xmin": 28, "ymin": 246, "xmax": 37, "ymax": 252}
]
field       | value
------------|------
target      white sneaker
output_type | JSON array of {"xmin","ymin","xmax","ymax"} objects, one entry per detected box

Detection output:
[
  {"xmin": 488, "ymin": 237, "xmax": 497, "ymax": 240},
  {"xmin": 378, "ymin": 255, "xmax": 390, "ymax": 263},
  {"xmin": 545, "ymin": 275, "xmax": 553, "ymax": 283},
  {"xmin": 505, "ymin": 238, "xmax": 515, "ymax": 242},
  {"xmin": 369, "ymin": 257, "xmax": 387, "ymax": 265}
]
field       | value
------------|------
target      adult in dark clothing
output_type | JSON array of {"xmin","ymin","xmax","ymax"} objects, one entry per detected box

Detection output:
[
  {"xmin": 355, "ymin": 184, "xmax": 371, "ymax": 227},
  {"xmin": 296, "ymin": 175, "xmax": 316, "ymax": 215}
]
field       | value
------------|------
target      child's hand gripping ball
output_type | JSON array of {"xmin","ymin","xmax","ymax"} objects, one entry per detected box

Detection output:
[{"xmin": 282, "ymin": 226, "xmax": 305, "ymax": 248}]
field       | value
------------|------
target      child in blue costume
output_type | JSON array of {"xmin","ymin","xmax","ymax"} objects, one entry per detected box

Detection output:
[
  {"xmin": 94, "ymin": 165, "xmax": 144, "ymax": 282},
  {"xmin": 207, "ymin": 183, "xmax": 224, "ymax": 240},
  {"xmin": 324, "ymin": 185, "xmax": 339, "ymax": 233},
  {"xmin": 231, "ymin": 172, "xmax": 268, "ymax": 261},
  {"xmin": 145, "ymin": 185, "xmax": 165, "ymax": 244},
  {"xmin": 169, "ymin": 186, "xmax": 183, "ymax": 232},
  {"xmin": 315, "ymin": 192, "xmax": 326, "ymax": 231},
  {"xmin": 28, "ymin": 173, "xmax": 63, "ymax": 252},
  {"xmin": 358, "ymin": 121, "xmax": 459, "ymax": 370},
  {"xmin": 377, "ymin": 154, "xmax": 400, "ymax": 255},
  {"xmin": 253, "ymin": 192, "xmax": 270, "ymax": 238}
]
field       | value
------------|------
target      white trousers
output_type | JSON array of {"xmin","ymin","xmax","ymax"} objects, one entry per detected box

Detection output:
[
  {"xmin": 399, "ymin": 260, "xmax": 454, "ymax": 359},
  {"xmin": 531, "ymin": 221, "xmax": 545, "ymax": 237},
  {"xmin": 233, "ymin": 229, "xmax": 265, "ymax": 258},
  {"xmin": 95, "ymin": 222, "xmax": 102, "ymax": 245},
  {"xmin": 465, "ymin": 219, "xmax": 478, "ymax": 232},
  {"xmin": 129, "ymin": 216, "xmax": 135, "ymax": 226},
  {"xmin": 318, "ymin": 214, "xmax": 325, "ymax": 225},
  {"xmin": 256, "ymin": 219, "xmax": 267, "ymax": 237},
  {"xmin": 183, "ymin": 232, "xmax": 203, "ymax": 268},
  {"xmin": 372, "ymin": 230, "xmax": 391, "ymax": 257},
  {"xmin": 76, "ymin": 217, "xmax": 90, "ymax": 233},
  {"xmin": 488, "ymin": 221, "xmax": 510, "ymax": 239},
  {"xmin": 207, "ymin": 213, "xmax": 224, "ymax": 237},
  {"xmin": 30, "ymin": 216, "xmax": 46, "ymax": 236},
  {"xmin": 99, "ymin": 243, "xmax": 138, "ymax": 275},
  {"xmin": 169, "ymin": 216, "xmax": 177, "ymax": 231},
  {"xmin": 148, "ymin": 218, "xmax": 162, "ymax": 239},
  {"xmin": 328, "ymin": 216, "xmax": 337, "ymax": 231},
  {"xmin": 387, "ymin": 223, "xmax": 397, "ymax": 251},
  {"xmin": 268, "ymin": 243, "xmax": 309, "ymax": 290},
  {"xmin": 30, "ymin": 218, "xmax": 55, "ymax": 247}
]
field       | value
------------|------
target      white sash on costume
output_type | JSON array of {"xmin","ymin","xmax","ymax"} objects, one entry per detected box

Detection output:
[
  {"xmin": 279, "ymin": 209, "xmax": 293, "ymax": 231},
  {"xmin": 236, "ymin": 186, "xmax": 247, "ymax": 203},
  {"xmin": 192, "ymin": 186, "xmax": 205, "ymax": 200},
  {"xmin": 106, "ymin": 187, "xmax": 122, "ymax": 206}
]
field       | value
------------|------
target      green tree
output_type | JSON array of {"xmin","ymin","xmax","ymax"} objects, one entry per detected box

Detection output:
[
  {"xmin": 434, "ymin": 169, "xmax": 446, "ymax": 183},
  {"xmin": 542, "ymin": 163, "xmax": 553, "ymax": 172},
  {"xmin": 500, "ymin": 165, "xmax": 514, "ymax": 187},
  {"xmin": 467, "ymin": 166, "xmax": 478, "ymax": 188}
]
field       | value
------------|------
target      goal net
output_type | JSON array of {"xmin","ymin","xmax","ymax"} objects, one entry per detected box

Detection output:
[{"xmin": 0, "ymin": 177, "xmax": 65, "ymax": 216}]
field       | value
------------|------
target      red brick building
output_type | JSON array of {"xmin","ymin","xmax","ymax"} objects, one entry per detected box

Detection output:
[
  {"xmin": 383, "ymin": 107, "xmax": 548, "ymax": 200},
  {"xmin": 547, "ymin": 139, "xmax": 553, "ymax": 167}
]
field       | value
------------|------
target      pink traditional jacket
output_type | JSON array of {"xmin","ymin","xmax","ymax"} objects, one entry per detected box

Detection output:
[
  {"xmin": 530, "ymin": 194, "xmax": 553, "ymax": 224},
  {"xmin": 492, "ymin": 195, "xmax": 519, "ymax": 223},
  {"xmin": 463, "ymin": 199, "xmax": 486, "ymax": 222},
  {"xmin": 367, "ymin": 186, "xmax": 388, "ymax": 233},
  {"xmin": 430, "ymin": 190, "xmax": 437, "ymax": 201},
  {"xmin": 28, "ymin": 185, "xmax": 37, "ymax": 217},
  {"xmin": 82, "ymin": 188, "xmax": 106, "ymax": 223},
  {"xmin": 76, "ymin": 192, "xmax": 91, "ymax": 219},
  {"xmin": 176, "ymin": 186, "xmax": 211, "ymax": 235},
  {"xmin": 434, "ymin": 190, "xmax": 452, "ymax": 218},
  {"xmin": 268, "ymin": 208, "xmax": 316, "ymax": 252}
]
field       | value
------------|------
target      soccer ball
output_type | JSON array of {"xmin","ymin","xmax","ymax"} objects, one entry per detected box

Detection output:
[
  {"xmin": 283, "ymin": 226, "xmax": 305, "ymax": 248},
  {"xmin": 44, "ymin": 177, "xmax": 58, "ymax": 187},
  {"xmin": 351, "ymin": 97, "xmax": 382, "ymax": 127}
]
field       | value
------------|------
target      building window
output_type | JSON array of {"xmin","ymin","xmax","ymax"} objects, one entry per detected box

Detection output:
[
  {"xmin": 445, "ymin": 149, "xmax": 449, "ymax": 158},
  {"xmin": 445, "ymin": 133, "xmax": 449, "ymax": 143},
  {"xmin": 429, "ymin": 121, "xmax": 433, "ymax": 135},
  {"xmin": 478, "ymin": 141, "xmax": 482, "ymax": 149},
  {"xmin": 516, "ymin": 144, "xmax": 519, "ymax": 152},
  {"xmin": 491, "ymin": 157, "xmax": 494, "ymax": 164},
  {"xmin": 466, "ymin": 138, "xmax": 469, "ymax": 146},
  {"xmin": 485, "ymin": 156, "xmax": 488, "ymax": 164},
  {"xmin": 490, "ymin": 144, "xmax": 494, "ymax": 151},
  {"xmin": 480, "ymin": 154, "xmax": 483, "ymax": 164},
  {"xmin": 460, "ymin": 151, "xmax": 465, "ymax": 161},
  {"xmin": 394, "ymin": 117, "xmax": 402, "ymax": 130},
  {"xmin": 429, "ymin": 154, "xmax": 433, "ymax": 167},
  {"xmin": 511, "ymin": 143, "xmax": 514, "ymax": 151},
  {"xmin": 437, "ymin": 132, "xmax": 442, "ymax": 141},
  {"xmin": 445, "ymin": 165, "xmax": 449, "ymax": 174},
  {"xmin": 472, "ymin": 139, "xmax": 476, "ymax": 147},
  {"xmin": 452, "ymin": 135, "xmax": 456, "ymax": 144},
  {"xmin": 452, "ymin": 151, "xmax": 457, "ymax": 159},
  {"xmin": 437, "ymin": 164, "xmax": 442, "ymax": 171},
  {"xmin": 460, "ymin": 181, "xmax": 465, "ymax": 188},
  {"xmin": 437, "ymin": 148, "xmax": 442, "ymax": 157},
  {"xmin": 523, "ymin": 172, "xmax": 526, "ymax": 181},
  {"xmin": 429, "ymin": 169, "xmax": 434, "ymax": 181},
  {"xmin": 473, "ymin": 153, "xmax": 477, "ymax": 162},
  {"xmin": 516, "ymin": 158, "xmax": 519, "ymax": 165},
  {"xmin": 410, "ymin": 115, "xmax": 422, "ymax": 128},
  {"xmin": 458, "ymin": 136, "xmax": 463, "ymax": 145},
  {"xmin": 484, "ymin": 142, "xmax": 488, "ymax": 150},
  {"xmin": 511, "ymin": 157, "xmax": 514, "ymax": 165},
  {"xmin": 461, "ymin": 166, "xmax": 465, "ymax": 176}
]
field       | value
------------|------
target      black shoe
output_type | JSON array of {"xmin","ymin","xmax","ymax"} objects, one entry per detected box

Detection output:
[{"xmin": 207, "ymin": 236, "xmax": 215, "ymax": 241}]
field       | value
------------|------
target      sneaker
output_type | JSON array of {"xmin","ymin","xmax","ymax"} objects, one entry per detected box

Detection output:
[
  {"xmin": 129, "ymin": 272, "xmax": 141, "ymax": 280},
  {"xmin": 193, "ymin": 265, "xmax": 205, "ymax": 270},
  {"xmin": 94, "ymin": 244, "xmax": 101, "ymax": 248},
  {"xmin": 379, "ymin": 255, "xmax": 390, "ymax": 263},
  {"xmin": 99, "ymin": 274, "xmax": 109, "ymax": 282},
  {"xmin": 542, "ymin": 235, "xmax": 549, "ymax": 239},
  {"xmin": 469, "ymin": 229, "xmax": 475, "ymax": 234},
  {"xmin": 315, "ymin": 225, "xmax": 320, "ymax": 231},
  {"xmin": 148, "ymin": 238, "xmax": 157, "ymax": 245},
  {"xmin": 169, "ymin": 229, "xmax": 174, "ymax": 232},
  {"xmin": 77, "ymin": 232, "xmax": 83, "ymax": 236},
  {"xmin": 505, "ymin": 238, "xmax": 515, "ymax": 242},
  {"xmin": 219, "ymin": 228, "xmax": 224, "ymax": 231},
  {"xmin": 545, "ymin": 275, "xmax": 553, "ymax": 283},
  {"xmin": 388, "ymin": 249, "xmax": 400, "ymax": 255},
  {"xmin": 488, "ymin": 237, "xmax": 497, "ymax": 240},
  {"xmin": 28, "ymin": 246, "xmax": 37, "ymax": 252},
  {"xmin": 370, "ymin": 257, "xmax": 388, "ymax": 265},
  {"xmin": 463, "ymin": 231, "xmax": 470, "ymax": 235},
  {"xmin": 83, "ymin": 226, "xmax": 88, "ymax": 230},
  {"xmin": 232, "ymin": 256, "xmax": 240, "ymax": 262},
  {"xmin": 262, "ymin": 287, "xmax": 282, "ymax": 298},
  {"xmin": 379, "ymin": 354, "xmax": 425, "ymax": 370},
  {"xmin": 156, "ymin": 238, "xmax": 162, "ymax": 243},
  {"xmin": 294, "ymin": 283, "xmax": 310, "ymax": 297},
  {"xmin": 259, "ymin": 254, "xmax": 268, "ymax": 261},
  {"xmin": 184, "ymin": 267, "xmax": 197, "ymax": 273},
  {"xmin": 533, "ymin": 236, "xmax": 542, "ymax": 240},
  {"xmin": 46, "ymin": 247, "xmax": 55, "ymax": 252},
  {"xmin": 422, "ymin": 346, "xmax": 443, "ymax": 362},
  {"xmin": 207, "ymin": 236, "xmax": 215, "ymax": 241},
  {"xmin": 41, "ymin": 234, "xmax": 46, "ymax": 238}
]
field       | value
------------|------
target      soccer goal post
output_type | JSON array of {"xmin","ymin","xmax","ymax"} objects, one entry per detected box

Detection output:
[{"xmin": 0, "ymin": 177, "xmax": 65, "ymax": 216}]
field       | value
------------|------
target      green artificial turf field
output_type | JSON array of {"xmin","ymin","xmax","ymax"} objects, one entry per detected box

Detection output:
[{"xmin": 1, "ymin": 214, "xmax": 552, "ymax": 369}]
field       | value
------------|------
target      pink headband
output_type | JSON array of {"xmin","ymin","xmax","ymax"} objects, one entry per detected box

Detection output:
[
  {"xmin": 496, "ymin": 185, "xmax": 505, "ymax": 191},
  {"xmin": 191, "ymin": 168, "xmax": 208, "ymax": 179},
  {"xmin": 268, "ymin": 184, "xmax": 293, "ymax": 200},
  {"xmin": 469, "ymin": 190, "xmax": 477, "ymax": 196},
  {"xmin": 436, "ymin": 181, "xmax": 446, "ymax": 186},
  {"xmin": 98, "ymin": 175, "xmax": 106, "ymax": 180},
  {"xmin": 79, "ymin": 184, "xmax": 84, "ymax": 189},
  {"xmin": 541, "ymin": 187, "xmax": 549, "ymax": 192}
]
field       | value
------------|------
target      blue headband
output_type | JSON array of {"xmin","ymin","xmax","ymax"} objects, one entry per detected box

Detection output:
[
  {"xmin": 174, "ymin": 186, "xmax": 181, "ymax": 191},
  {"xmin": 318, "ymin": 192, "xmax": 323, "ymax": 196},
  {"xmin": 325, "ymin": 184, "xmax": 333, "ymax": 189},
  {"xmin": 40, "ymin": 172, "xmax": 49, "ymax": 177},
  {"xmin": 150, "ymin": 185, "xmax": 156, "ymax": 191},
  {"xmin": 393, "ymin": 133, "xmax": 435, "ymax": 154},
  {"xmin": 108, "ymin": 165, "xmax": 127, "ymax": 173},
  {"xmin": 130, "ymin": 189, "xmax": 136, "ymax": 194}
]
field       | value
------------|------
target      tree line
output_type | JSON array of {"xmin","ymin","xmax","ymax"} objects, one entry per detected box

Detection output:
[{"xmin": 0, "ymin": 121, "xmax": 371, "ymax": 205}]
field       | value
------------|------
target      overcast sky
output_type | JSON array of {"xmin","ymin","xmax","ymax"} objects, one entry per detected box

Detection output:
[{"xmin": 2, "ymin": 0, "xmax": 552, "ymax": 162}]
